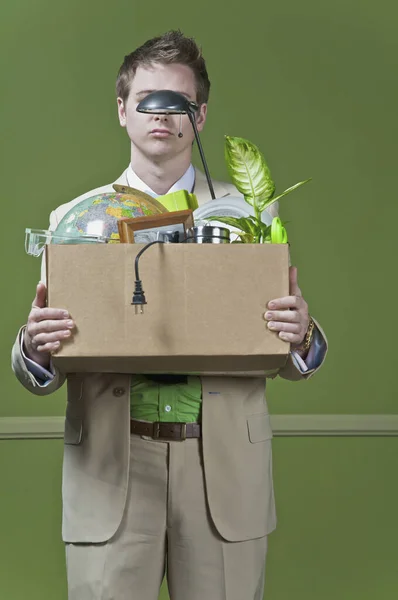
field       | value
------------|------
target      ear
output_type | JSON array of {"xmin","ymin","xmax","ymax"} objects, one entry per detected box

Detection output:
[
  {"xmin": 117, "ymin": 97, "xmax": 127, "ymax": 127},
  {"xmin": 196, "ymin": 103, "xmax": 207, "ymax": 133}
]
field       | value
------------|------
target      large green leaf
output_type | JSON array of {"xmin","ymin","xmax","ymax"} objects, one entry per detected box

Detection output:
[
  {"xmin": 224, "ymin": 136, "xmax": 275, "ymax": 212},
  {"xmin": 269, "ymin": 179, "xmax": 312, "ymax": 204}
]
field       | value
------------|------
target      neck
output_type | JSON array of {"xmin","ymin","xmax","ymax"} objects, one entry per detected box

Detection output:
[{"xmin": 130, "ymin": 146, "xmax": 192, "ymax": 195}]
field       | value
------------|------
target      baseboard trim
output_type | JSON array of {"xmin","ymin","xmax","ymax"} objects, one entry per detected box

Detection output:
[
  {"xmin": 0, "ymin": 417, "xmax": 65, "ymax": 439},
  {"xmin": 270, "ymin": 414, "xmax": 398, "ymax": 436},
  {"xmin": 1, "ymin": 414, "xmax": 398, "ymax": 440}
]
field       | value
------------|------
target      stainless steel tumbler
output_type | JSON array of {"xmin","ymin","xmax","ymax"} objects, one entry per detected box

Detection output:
[{"xmin": 185, "ymin": 225, "xmax": 230, "ymax": 244}]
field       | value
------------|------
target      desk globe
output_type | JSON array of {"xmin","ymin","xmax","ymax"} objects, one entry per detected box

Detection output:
[{"xmin": 54, "ymin": 189, "xmax": 167, "ymax": 242}]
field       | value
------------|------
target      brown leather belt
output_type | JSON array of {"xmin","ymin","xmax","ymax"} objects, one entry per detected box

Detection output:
[{"xmin": 130, "ymin": 419, "xmax": 201, "ymax": 441}]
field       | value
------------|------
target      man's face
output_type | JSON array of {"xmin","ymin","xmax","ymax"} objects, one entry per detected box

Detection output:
[{"xmin": 117, "ymin": 63, "xmax": 207, "ymax": 162}]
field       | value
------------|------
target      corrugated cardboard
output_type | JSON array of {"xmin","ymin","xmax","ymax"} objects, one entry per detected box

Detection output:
[{"xmin": 46, "ymin": 243, "xmax": 290, "ymax": 376}]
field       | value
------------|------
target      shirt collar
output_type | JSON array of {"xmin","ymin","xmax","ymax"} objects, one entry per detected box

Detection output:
[{"xmin": 126, "ymin": 164, "xmax": 195, "ymax": 198}]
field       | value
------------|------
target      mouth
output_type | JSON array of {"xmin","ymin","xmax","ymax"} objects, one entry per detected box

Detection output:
[{"xmin": 150, "ymin": 129, "xmax": 173, "ymax": 138}]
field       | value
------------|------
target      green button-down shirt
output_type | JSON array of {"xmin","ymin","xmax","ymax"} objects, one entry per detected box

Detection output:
[{"xmin": 130, "ymin": 376, "xmax": 202, "ymax": 422}]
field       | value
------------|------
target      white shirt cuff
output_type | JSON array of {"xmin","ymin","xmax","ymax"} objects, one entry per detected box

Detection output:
[{"xmin": 290, "ymin": 350, "xmax": 309, "ymax": 373}]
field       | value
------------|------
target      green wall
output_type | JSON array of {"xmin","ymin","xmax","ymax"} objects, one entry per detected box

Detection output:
[
  {"xmin": 1, "ymin": 0, "xmax": 397, "ymax": 598},
  {"xmin": 1, "ymin": 438, "xmax": 397, "ymax": 600}
]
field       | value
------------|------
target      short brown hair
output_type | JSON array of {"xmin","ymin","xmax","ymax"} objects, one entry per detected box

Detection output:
[{"xmin": 116, "ymin": 30, "xmax": 211, "ymax": 105}]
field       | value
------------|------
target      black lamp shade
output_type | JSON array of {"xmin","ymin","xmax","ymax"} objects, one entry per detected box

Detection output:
[{"xmin": 136, "ymin": 90, "xmax": 198, "ymax": 115}]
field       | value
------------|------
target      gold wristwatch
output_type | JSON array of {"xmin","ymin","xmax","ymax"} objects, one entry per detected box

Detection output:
[{"xmin": 295, "ymin": 317, "xmax": 315, "ymax": 353}]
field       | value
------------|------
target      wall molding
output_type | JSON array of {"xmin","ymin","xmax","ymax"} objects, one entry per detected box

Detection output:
[
  {"xmin": 0, "ymin": 417, "xmax": 65, "ymax": 440},
  {"xmin": 270, "ymin": 414, "xmax": 398, "ymax": 437},
  {"xmin": 1, "ymin": 415, "xmax": 398, "ymax": 440}
]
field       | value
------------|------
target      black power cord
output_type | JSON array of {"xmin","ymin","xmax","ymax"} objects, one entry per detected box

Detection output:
[
  {"xmin": 132, "ymin": 226, "xmax": 214, "ymax": 313},
  {"xmin": 132, "ymin": 240, "xmax": 165, "ymax": 314}
]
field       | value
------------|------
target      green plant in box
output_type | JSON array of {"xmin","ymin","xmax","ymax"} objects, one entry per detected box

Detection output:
[{"xmin": 208, "ymin": 136, "xmax": 311, "ymax": 243}]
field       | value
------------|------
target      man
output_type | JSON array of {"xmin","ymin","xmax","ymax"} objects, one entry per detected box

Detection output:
[{"xmin": 12, "ymin": 31, "xmax": 327, "ymax": 600}]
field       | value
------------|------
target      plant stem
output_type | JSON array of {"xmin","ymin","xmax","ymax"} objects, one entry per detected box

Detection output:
[{"xmin": 254, "ymin": 207, "xmax": 262, "ymax": 243}]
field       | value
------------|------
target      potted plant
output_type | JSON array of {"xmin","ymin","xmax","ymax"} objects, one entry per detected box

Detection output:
[{"xmin": 208, "ymin": 136, "xmax": 311, "ymax": 243}]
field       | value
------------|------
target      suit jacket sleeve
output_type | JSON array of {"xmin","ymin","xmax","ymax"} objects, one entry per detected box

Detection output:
[
  {"xmin": 11, "ymin": 326, "xmax": 66, "ymax": 396},
  {"xmin": 13, "ymin": 209, "xmax": 65, "ymax": 396},
  {"xmin": 277, "ymin": 318, "xmax": 328, "ymax": 381}
]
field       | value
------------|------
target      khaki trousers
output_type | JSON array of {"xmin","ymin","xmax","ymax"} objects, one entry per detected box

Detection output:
[{"xmin": 66, "ymin": 434, "xmax": 268, "ymax": 600}]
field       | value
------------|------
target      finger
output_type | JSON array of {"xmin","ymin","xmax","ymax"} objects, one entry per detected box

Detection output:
[
  {"xmin": 289, "ymin": 266, "xmax": 302, "ymax": 297},
  {"xmin": 278, "ymin": 331, "xmax": 302, "ymax": 344},
  {"xmin": 32, "ymin": 282, "xmax": 47, "ymax": 309},
  {"xmin": 267, "ymin": 321, "xmax": 301, "ymax": 334},
  {"xmin": 268, "ymin": 296, "xmax": 301, "ymax": 310},
  {"xmin": 30, "ymin": 307, "xmax": 71, "ymax": 323},
  {"xmin": 29, "ymin": 319, "xmax": 74, "ymax": 337},
  {"xmin": 33, "ymin": 330, "xmax": 73, "ymax": 345},
  {"xmin": 264, "ymin": 310, "xmax": 300, "ymax": 323},
  {"xmin": 36, "ymin": 341, "xmax": 62, "ymax": 353}
]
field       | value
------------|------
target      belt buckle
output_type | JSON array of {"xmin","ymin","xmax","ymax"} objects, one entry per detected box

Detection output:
[{"xmin": 152, "ymin": 422, "xmax": 187, "ymax": 441}]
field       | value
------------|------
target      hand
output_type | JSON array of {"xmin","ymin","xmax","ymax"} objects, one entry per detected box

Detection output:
[
  {"xmin": 24, "ymin": 282, "xmax": 75, "ymax": 368},
  {"xmin": 264, "ymin": 266, "xmax": 310, "ymax": 348}
]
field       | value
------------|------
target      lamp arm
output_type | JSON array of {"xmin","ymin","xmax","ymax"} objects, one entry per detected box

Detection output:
[{"xmin": 188, "ymin": 112, "xmax": 216, "ymax": 200}]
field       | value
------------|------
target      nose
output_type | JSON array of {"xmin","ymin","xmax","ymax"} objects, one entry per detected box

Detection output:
[{"xmin": 154, "ymin": 114, "xmax": 169, "ymax": 122}]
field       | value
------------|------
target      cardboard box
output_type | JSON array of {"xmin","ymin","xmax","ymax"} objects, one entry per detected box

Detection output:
[{"xmin": 46, "ymin": 243, "xmax": 290, "ymax": 376}]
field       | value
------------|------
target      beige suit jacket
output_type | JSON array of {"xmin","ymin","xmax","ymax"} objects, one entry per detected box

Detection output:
[{"xmin": 12, "ymin": 168, "xmax": 327, "ymax": 544}]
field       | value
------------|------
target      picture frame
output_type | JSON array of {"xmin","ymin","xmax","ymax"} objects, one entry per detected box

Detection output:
[{"xmin": 117, "ymin": 209, "xmax": 194, "ymax": 243}]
